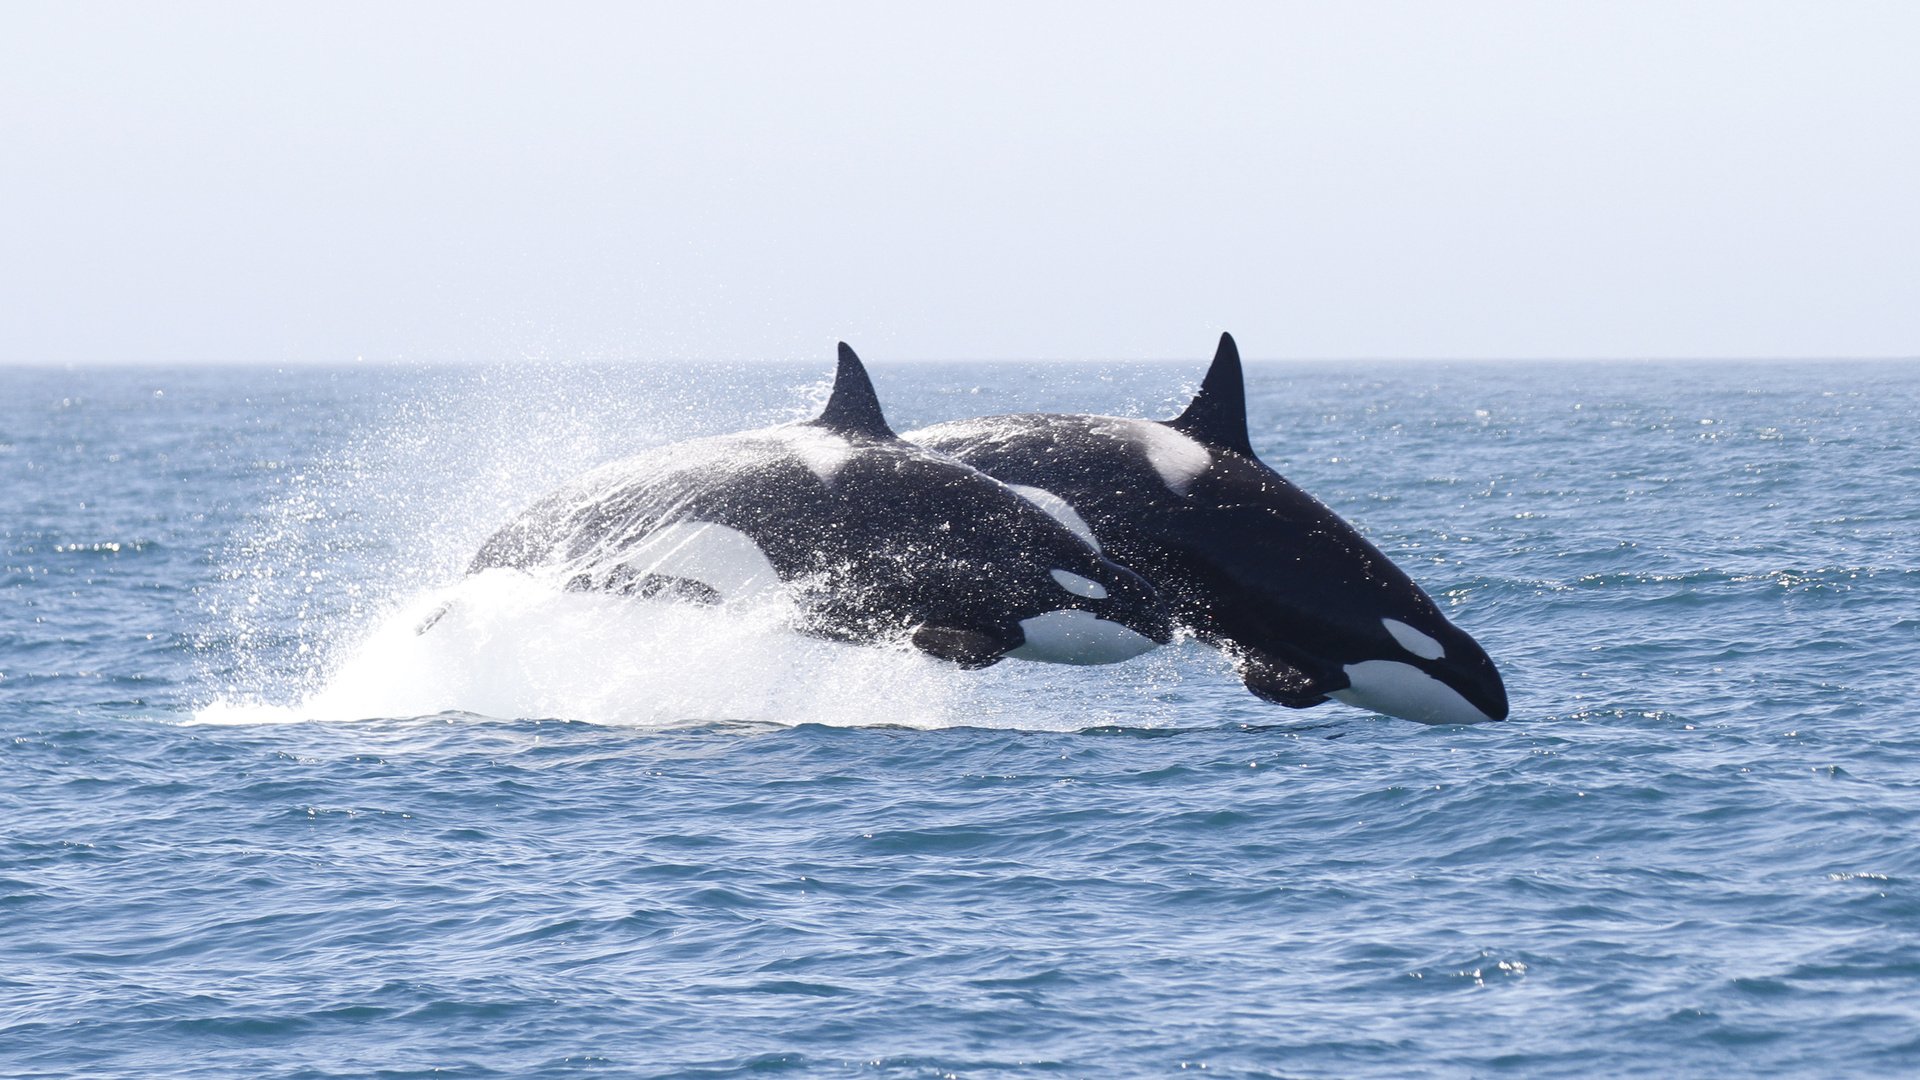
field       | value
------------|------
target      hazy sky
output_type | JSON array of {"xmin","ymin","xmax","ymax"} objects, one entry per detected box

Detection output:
[{"xmin": 3, "ymin": 1, "xmax": 1916, "ymax": 363}]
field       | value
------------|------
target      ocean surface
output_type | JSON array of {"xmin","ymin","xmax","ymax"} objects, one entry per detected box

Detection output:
[{"xmin": 4, "ymin": 357, "xmax": 1919, "ymax": 1078}]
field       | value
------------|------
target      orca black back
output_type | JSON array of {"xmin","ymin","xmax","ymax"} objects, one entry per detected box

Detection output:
[
  {"xmin": 470, "ymin": 344, "xmax": 1172, "ymax": 668},
  {"xmin": 907, "ymin": 333, "xmax": 1510, "ymax": 723}
]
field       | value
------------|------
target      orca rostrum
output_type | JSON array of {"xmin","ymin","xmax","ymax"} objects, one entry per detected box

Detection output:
[
  {"xmin": 468, "ymin": 344, "xmax": 1171, "ymax": 668},
  {"xmin": 908, "ymin": 334, "xmax": 1509, "ymax": 722}
]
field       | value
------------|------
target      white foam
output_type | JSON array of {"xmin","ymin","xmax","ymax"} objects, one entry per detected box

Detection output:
[
  {"xmin": 194, "ymin": 568, "xmax": 1213, "ymax": 726},
  {"xmin": 194, "ymin": 570, "xmax": 1222, "ymax": 731},
  {"xmin": 191, "ymin": 372, "xmax": 1235, "ymax": 733},
  {"xmin": 194, "ymin": 570, "xmax": 963, "ymax": 729}
]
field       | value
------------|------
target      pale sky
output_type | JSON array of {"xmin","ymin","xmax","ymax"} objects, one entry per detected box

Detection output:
[{"xmin": 3, "ymin": 1, "xmax": 1916, "ymax": 363}]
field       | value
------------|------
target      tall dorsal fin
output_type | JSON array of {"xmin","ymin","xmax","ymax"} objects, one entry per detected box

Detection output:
[
  {"xmin": 812, "ymin": 341, "xmax": 895, "ymax": 439},
  {"xmin": 1167, "ymin": 331, "xmax": 1253, "ymax": 455}
]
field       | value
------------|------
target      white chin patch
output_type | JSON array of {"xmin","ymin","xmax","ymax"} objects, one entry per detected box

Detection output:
[
  {"xmin": 1381, "ymin": 618, "xmax": 1446, "ymax": 660},
  {"xmin": 1005, "ymin": 609, "xmax": 1158, "ymax": 666},
  {"xmin": 1049, "ymin": 569, "xmax": 1108, "ymax": 599},
  {"xmin": 1330, "ymin": 660, "xmax": 1491, "ymax": 724},
  {"xmin": 1007, "ymin": 484, "xmax": 1102, "ymax": 551}
]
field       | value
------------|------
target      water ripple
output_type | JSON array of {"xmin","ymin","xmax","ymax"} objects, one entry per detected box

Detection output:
[{"xmin": 5, "ymin": 362, "xmax": 1920, "ymax": 1076}]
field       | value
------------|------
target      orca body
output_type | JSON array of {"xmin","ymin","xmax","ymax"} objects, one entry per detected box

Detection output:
[
  {"xmin": 469, "ymin": 344, "xmax": 1170, "ymax": 668},
  {"xmin": 907, "ymin": 334, "xmax": 1508, "ymax": 722}
]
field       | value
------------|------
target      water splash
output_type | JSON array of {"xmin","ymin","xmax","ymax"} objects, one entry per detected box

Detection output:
[
  {"xmin": 191, "ymin": 361, "xmax": 1220, "ymax": 730},
  {"xmin": 195, "ymin": 565, "xmax": 1224, "ymax": 729},
  {"xmin": 195, "ymin": 570, "xmax": 969, "ymax": 728},
  {"xmin": 196, "ymin": 362, "xmax": 832, "ymax": 715}
]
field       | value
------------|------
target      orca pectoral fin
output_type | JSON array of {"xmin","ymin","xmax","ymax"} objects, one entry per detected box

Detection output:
[
  {"xmin": 567, "ymin": 565, "xmax": 723, "ymax": 605},
  {"xmin": 1238, "ymin": 655, "xmax": 1335, "ymax": 709},
  {"xmin": 910, "ymin": 625, "xmax": 1012, "ymax": 669},
  {"xmin": 416, "ymin": 602, "xmax": 454, "ymax": 636},
  {"xmin": 623, "ymin": 574, "xmax": 722, "ymax": 604}
]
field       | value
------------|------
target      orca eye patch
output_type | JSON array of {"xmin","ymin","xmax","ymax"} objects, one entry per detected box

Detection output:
[
  {"xmin": 1381, "ymin": 618, "xmax": 1446, "ymax": 660},
  {"xmin": 1049, "ymin": 569, "xmax": 1108, "ymax": 599}
]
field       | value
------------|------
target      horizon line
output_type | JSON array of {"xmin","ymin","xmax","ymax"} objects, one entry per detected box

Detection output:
[{"xmin": 4, "ymin": 354, "xmax": 1918, "ymax": 369}]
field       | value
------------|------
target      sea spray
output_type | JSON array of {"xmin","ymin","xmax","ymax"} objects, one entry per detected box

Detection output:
[
  {"xmin": 192, "ymin": 360, "xmax": 1209, "ymax": 729},
  {"xmin": 196, "ymin": 566, "xmax": 1218, "ymax": 729},
  {"xmin": 198, "ymin": 361, "xmax": 828, "ymax": 712}
]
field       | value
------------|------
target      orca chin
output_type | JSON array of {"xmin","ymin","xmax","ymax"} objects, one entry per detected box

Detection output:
[
  {"xmin": 1004, "ymin": 609, "xmax": 1163, "ymax": 665},
  {"xmin": 1329, "ymin": 659, "xmax": 1508, "ymax": 725}
]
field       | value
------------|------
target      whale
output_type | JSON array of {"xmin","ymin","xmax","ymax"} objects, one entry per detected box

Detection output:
[
  {"xmin": 907, "ymin": 333, "xmax": 1509, "ymax": 723},
  {"xmin": 467, "ymin": 343, "xmax": 1171, "ymax": 668}
]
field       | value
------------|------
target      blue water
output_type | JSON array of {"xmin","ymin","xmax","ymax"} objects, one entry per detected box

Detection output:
[{"xmin": 5, "ymin": 359, "xmax": 1920, "ymax": 1078}]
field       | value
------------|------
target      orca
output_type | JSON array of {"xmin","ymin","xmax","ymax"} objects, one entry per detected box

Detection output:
[
  {"xmin": 906, "ymin": 333, "xmax": 1509, "ymax": 723},
  {"xmin": 468, "ymin": 343, "xmax": 1170, "ymax": 668}
]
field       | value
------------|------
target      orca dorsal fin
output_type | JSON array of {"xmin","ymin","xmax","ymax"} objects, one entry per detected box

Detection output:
[
  {"xmin": 812, "ymin": 341, "xmax": 895, "ymax": 439},
  {"xmin": 1167, "ymin": 331, "xmax": 1253, "ymax": 456}
]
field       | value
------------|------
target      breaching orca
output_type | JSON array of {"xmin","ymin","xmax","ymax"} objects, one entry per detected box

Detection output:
[
  {"xmin": 907, "ymin": 333, "xmax": 1509, "ymax": 722},
  {"xmin": 468, "ymin": 344, "xmax": 1170, "ymax": 668}
]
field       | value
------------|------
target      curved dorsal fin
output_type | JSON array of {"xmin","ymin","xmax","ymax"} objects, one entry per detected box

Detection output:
[
  {"xmin": 1166, "ymin": 331, "xmax": 1253, "ymax": 455},
  {"xmin": 812, "ymin": 341, "xmax": 895, "ymax": 439}
]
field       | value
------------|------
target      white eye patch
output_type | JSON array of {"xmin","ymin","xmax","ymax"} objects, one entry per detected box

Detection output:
[
  {"xmin": 1008, "ymin": 484, "xmax": 1102, "ymax": 551},
  {"xmin": 604, "ymin": 520, "xmax": 782, "ymax": 601},
  {"xmin": 1050, "ymin": 569, "xmax": 1109, "ymax": 599},
  {"xmin": 1381, "ymin": 618, "xmax": 1446, "ymax": 660}
]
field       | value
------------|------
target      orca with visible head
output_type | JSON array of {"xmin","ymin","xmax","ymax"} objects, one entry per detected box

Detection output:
[
  {"xmin": 907, "ymin": 333, "xmax": 1509, "ymax": 722},
  {"xmin": 468, "ymin": 344, "xmax": 1170, "ymax": 668}
]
